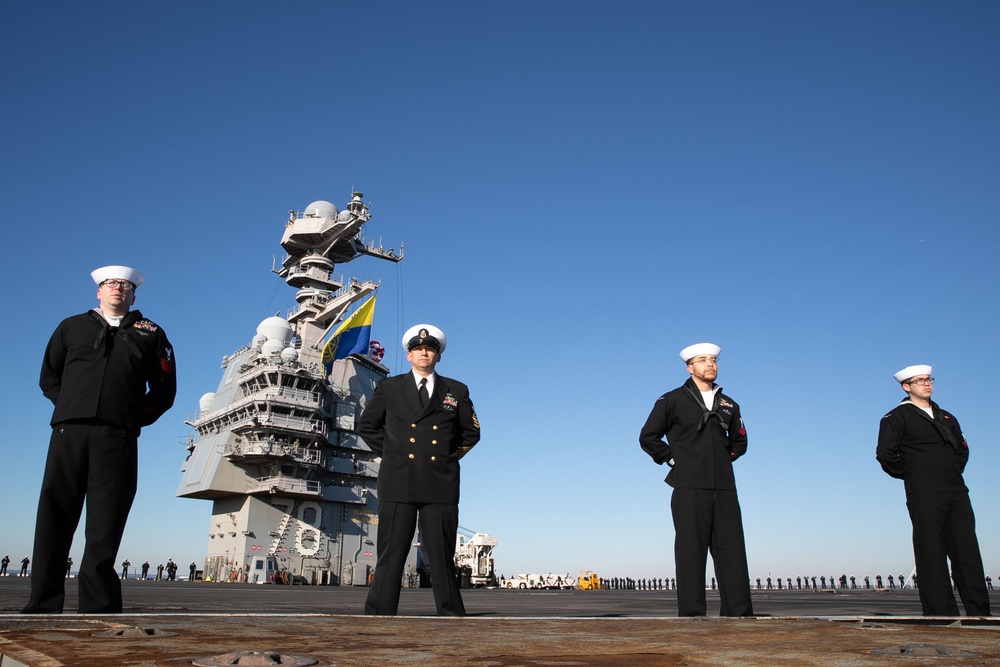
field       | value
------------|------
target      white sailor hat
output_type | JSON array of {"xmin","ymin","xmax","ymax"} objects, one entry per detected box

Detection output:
[
  {"xmin": 893, "ymin": 365, "xmax": 932, "ymax": 384},
  {"xmin": 402, "ymin": 324, "xmax": 446, "ymax": 353},
  {"xmin": 679, "ymin": 342, "xmax": 721, "ymax": 363},
  {"xmin": 91, "ymin": 265, "xmax": 145, "ymax": 288}
]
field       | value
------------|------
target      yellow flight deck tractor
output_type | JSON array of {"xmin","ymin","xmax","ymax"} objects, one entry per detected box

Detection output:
[{"xmin": 577, "ymin": 570, "xmax": 600, "ymax": 590}]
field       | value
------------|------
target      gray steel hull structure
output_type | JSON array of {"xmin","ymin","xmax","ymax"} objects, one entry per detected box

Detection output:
[
  {"xmin": 176, "ymin": 194, "xmax": 407, "ymax": 586},
  {"xmin": 177, "ymin": 351, "xmax": 386, "ymax": 586}
]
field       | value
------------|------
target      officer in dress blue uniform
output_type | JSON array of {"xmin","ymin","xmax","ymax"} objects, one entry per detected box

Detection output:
[{"xmin": 359, "ymin": 324, "xmax": 481, "ymax": 615}]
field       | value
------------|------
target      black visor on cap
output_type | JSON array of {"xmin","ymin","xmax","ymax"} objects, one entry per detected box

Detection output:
[{"xmin": 407, "ymin": 331, "xmax": 440, "ymax": 351}]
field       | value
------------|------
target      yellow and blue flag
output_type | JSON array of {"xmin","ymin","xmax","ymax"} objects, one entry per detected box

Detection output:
[{"xmin": 321, "ymin": 296, "xmax": 375, "ymax": 371}]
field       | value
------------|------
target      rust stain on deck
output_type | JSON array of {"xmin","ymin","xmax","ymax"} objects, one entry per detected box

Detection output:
[{"xmin": 1, "ymin": 615, "xmax": 998, "ymax": 667}]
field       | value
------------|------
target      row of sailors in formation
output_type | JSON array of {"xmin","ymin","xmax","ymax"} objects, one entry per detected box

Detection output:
[
  {"xmin": 0, "ymin": 556, "xmax": 193, "ymax": 581},
  {"xmin": 581, "ymin": 574, "xmax": 997, "ymax": 591}
]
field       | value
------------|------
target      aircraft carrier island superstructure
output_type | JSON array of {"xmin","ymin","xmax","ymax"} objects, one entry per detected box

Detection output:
[{"xmin": 177, "ymin": 193, "xmax": 403, "ymax": 586}]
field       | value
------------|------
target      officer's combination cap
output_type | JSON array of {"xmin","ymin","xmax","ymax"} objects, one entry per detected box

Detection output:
[{"xmin": 402, "ymin": 324, "xmax": 446, "ymax": 353}]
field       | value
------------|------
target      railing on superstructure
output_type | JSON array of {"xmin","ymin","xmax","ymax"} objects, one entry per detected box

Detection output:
[
  {"xmin": 284, "ymin": 264, "xmax": 344, "ymax": 283},
  {"xmin": 225, "ymin": 437, "xmax": 324, "ymax": 466},
  {"xmin": 247, "ymin": 474, "xmax": 323, "ymax": 497},
  {"xmin": 237, "ymin": 383, "xmax": 325, "ymax": 408},
  {"xmin": 247, "ymin": 474, "xmax": 369, "ymax": 503},
  {"xmin": 285, "ymin": 276, "xmax": 376, "ymax": 321},
  {"xmin": 232, "ymin": 411, "xmax": 329, "ymax": 438}
]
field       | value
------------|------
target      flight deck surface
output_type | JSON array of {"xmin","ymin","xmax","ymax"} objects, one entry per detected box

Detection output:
[{"xmin": 1, "ymin": 579, "xmax": 997, "ymax": 666}]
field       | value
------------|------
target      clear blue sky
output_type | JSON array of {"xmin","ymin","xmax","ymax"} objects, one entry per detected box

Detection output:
[{"xmin": 2, "ymin": 1, "xmax": 998, "ymax": 584}]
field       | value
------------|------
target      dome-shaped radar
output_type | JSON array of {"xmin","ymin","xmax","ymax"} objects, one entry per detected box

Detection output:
[
  {"xmin": 304, "ymin": 201, "xmax": 338, "ymax": 219},
  {"xmin": 251, "ymin": 334, "xmax": 268, "ymax": 350},
  {"xmin": 280, "ymin": 347, "xmax": 299, "ymax": 363},
  {"xmin": 199, "ymin": 392, "xmax": 216, "ymax": 416},
  {"xmin": 261, "ymin": 339, "xmax": 285, "ymax": 358},
  {"xmin": 336, "ymin": 210, "xmax": 353, "ymax": 223},
  {"xmin": 256, "ymin": 317, "xmax": 292, "ymax": 343}
]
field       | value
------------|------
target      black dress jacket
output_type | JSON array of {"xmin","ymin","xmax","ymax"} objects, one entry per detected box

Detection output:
[
  {"xmin": 876, "ymin": 399, "xmax": 969, "ymax": 494},
  {"xmin": 639, "ymin": 378, "xmax": 747, "ymax": 490},
  {"xmin": 358, "ymin": 372, "xmax": 480, "ymax": 505},
  {"xmin": 40, "ymin": 309, "xmax": 176, "ymax": 434}
]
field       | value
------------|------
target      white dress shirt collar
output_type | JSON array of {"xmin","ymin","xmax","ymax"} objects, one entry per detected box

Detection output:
[{"xmin": 412, "ymin": 371, "xmax": 436, "ymax": 397}]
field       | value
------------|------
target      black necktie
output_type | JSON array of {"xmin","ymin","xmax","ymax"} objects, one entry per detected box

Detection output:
[{"xmin": 419, "ymin": 378, "xmax": 429, "ymax": 407}]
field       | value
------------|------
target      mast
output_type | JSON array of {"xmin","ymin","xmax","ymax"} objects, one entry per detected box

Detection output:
[{"xmin": 177, "ymin": 193, "xmax": 403, "ymax": 585}]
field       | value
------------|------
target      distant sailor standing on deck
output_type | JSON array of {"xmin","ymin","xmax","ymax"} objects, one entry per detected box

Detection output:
[
  {"xmin": 22, "ymin": 266, "xmax": 176, "ymax": 614},
  {"xmin": 639, "ymin": 343, "xmax": 753, "ymax": 617},
  {"xmin": 359, "ymin": 324, "xmax": 481, "ymax": 616},
  {"xmin": 876, "ymin": 365, "xmax": 991, "ymax": 617}
]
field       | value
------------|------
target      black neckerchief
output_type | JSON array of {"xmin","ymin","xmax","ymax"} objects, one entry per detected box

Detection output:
[
  {"xmin": 684, "ymin": 379, "xmax": 729, "ymax": 432},
  {"xmin": 90, "ymin": 310, "xmax": 143, "ymax": 359},
  {"xmin": 900, "ymin": 399, "xmax": 960, "ymax": 451}
]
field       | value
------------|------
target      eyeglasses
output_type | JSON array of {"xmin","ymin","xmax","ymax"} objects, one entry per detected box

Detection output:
[
  {"xmin": 101, "ymin": 280, "xmax": 135, "ymax": 292},
  {"xmin": 904, "ymin": 377, "xmax": 934, "ymax": 386}
]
